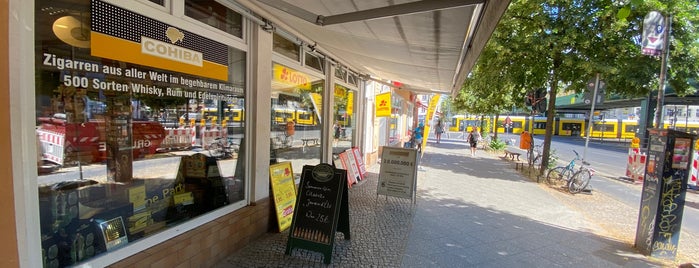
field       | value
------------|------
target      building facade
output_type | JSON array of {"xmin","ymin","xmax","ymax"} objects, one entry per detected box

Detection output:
[{"xmin": 1, "ymin": 1, "xmax": 420, "ymax": 267}]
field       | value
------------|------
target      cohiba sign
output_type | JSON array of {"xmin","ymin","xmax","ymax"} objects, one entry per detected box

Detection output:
[
  {"xmin": 91, "ymin": 0, "xmax": 228, "ymax": 81},
  {"xmin": 141, "ymin": 36, "xmax": 203, "ymax": 67}
]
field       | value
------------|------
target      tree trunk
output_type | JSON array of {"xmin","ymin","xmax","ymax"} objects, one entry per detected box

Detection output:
[
  {"xmin": 493, "ymin": 114, "xmax": 500, "ymax": 141},
  {"xmin": 540, "ymin": 59, "xmax": 559, "ymax": 176}
]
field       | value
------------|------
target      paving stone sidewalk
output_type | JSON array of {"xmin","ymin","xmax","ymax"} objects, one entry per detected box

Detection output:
[{"xmin": 215, "ymin": 138, "xmax": 698, "ymax": 267}]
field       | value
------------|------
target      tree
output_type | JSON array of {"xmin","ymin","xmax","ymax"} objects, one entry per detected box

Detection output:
[{"xmin": 455, "ymin": 0, "xmax": 699, "ymax": 175}]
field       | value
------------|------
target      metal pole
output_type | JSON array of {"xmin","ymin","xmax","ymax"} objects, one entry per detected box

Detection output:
[
  {"xmin": 583, "ymin": 73, "xmax": 600, "ymax": 160},
  {"xmin": 653, "ymin": 15, "xmax": 672, "ymax": 128}
]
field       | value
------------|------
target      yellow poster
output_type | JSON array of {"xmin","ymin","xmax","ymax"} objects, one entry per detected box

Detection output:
[
  {"xmin": 376, "ymin": 92, "xmax": 391, "ymax": 117},
  {"xmin": 273, "ymin": 64, "xmax": 311, "ymax": 90},
  {"xmin": 269, "ymin": 162, "xmax": 297, "ymax": 232},
  {"xmin": 347, "ymin": 91, "xmax": 354, "ymax": 115},
  {"xmin": 310, "ymin": 93, "xmax": 323, "ymax": 123},
  {"xmin": 422, "ymin": 94, "xmax": 441, "ymax": 154}
]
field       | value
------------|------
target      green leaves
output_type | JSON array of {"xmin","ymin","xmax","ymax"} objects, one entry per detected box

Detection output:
[{"xmin": 617, "ymin": 6, "xmax": 631, "ymax": 20}]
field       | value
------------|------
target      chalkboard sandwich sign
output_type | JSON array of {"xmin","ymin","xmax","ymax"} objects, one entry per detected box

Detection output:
[{"xmin": 285, "ymin": 163, "xmax": 350, "ymax": 264}]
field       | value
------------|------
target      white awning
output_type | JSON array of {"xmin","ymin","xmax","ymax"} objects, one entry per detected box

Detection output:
[{"xmin": 233, "ymin": 0, "xmax": 510, "ymax": 96}]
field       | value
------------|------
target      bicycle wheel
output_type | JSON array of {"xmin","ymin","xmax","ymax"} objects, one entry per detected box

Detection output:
[
  {"xmin": 568, "ymin": 169, "xmax": 592, "ymax": 194},
  {"xmin": 545, "ymin": 167, "xmax": 567, "ymax": 186},
  {"xmin": 532, "ymin": 155, "xmax": 542, "ymax": 168},
  {"xmin": 208, "ymin": 142, "xmax": 223, "ymax": 158},
  {"xmin": 546, "ymin": 167, "xmax": 571, "ymax": 187}
]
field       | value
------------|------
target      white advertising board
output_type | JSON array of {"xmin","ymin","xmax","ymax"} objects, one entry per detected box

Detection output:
[{"xmin": 377, "ymin": 146, "xmax": 418, "ymax": 201}]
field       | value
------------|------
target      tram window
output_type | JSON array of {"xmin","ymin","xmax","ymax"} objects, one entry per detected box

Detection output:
[
  {"xmin": 593, "ymin": 124, "xmax": 612, "ymax": 131},
  {"xmin": 625, "ymin": 125, "xmax": 639, "ymax": 133},
  {"xmin": 298, "ymin": 113, "xmax": 311, "ymax": 120}
]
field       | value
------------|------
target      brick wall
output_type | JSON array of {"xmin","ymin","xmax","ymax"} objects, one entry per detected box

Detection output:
[{"xmin": 109, "ymin": 198, "xmax": 270, "ymax": 268}]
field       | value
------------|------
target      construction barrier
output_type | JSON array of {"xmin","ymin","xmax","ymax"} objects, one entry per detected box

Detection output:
[
  {"xmin": 201, "ymin": 127, "xmax": 227, "ymax": 149},
  {"xmin": 690, "ymin": 151, "xmax": 698, "ymax": 188},
  {"xmin": 160, "ymin": 127, "xmax": 196, "ymax": 150},
  {"xmin": 625, "ymin": 147, "xmax": 646, "ymax": 183},
  {"xmin": 37, "ymin": 129, "xmax": 66, "ymax": 165}
]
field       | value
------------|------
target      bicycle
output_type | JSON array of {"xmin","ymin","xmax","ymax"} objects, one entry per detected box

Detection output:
[
  {"xmin": 543, "ymin": 149, "xmax": 581, "ymax": 186},
  {"xmin": 568, "ymin": 159, "xmax": 594, "ymax": 194},
  {"xmin": 528, "ymin": 143, "xmax": 543, "ymax": 167},
  {"xmin": 208, "ymin": 137, "xmax": 238, "ymax": 159}
]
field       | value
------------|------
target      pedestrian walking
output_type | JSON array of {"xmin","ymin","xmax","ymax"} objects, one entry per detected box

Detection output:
[
  {"xmin": 466, "ymin": 128, "xmax": 480, "ymax": 156},
  {"xmin": 435, "ymin": 119, "xmax": 445, "ymax": 143},
  {"xmin": 285, "ymin": 119, "xmax": 296, "ymax": 146},
  {"xmin": 414, "ymin": 122, "xmax": 424, "ymax": 152}
]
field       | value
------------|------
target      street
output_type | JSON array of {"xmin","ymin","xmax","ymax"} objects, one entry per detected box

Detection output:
[{"xmin": 498, "ymin": 133, "xmax": 699, "ymax": 236}]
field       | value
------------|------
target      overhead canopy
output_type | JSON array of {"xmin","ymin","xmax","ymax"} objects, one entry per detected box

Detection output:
[{"xmin": 232, "ymin": 0, "xmax": 510, "ymax": 96}]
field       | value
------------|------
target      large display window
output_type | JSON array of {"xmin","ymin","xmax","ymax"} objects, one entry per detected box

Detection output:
[
  {"xmin": 332, "ymin": 84, "xmax": 356, "ymax": 154},
  {"xmin": 35, "ymin": 0, "xmax": 247, "ymax": 267},
  {"xmin": 270, "ymin": 63, "xmax": 324, "ymax": 177}
]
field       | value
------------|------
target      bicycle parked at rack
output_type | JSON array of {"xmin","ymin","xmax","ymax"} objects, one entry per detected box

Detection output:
[
  {"xmin": 568, "ymin": 158, "xmax": 594, "ymax": 194},
  {"xmin": 543, "ymin": 150, "xmax": 593, "ymax": 194},
  {"xmin": 208, "ymin": 137, "xmax": 238, "ymax": 159},
  {"xmin": 527, "ymin": 143, "xmax": 543, "ymax": 167}
]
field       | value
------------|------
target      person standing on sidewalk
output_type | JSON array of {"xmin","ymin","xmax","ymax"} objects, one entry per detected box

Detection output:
[
  {"xmin": 435, "ymin": 119, "xmax": 445, "ymax": 143},
  {"xmin": 466, "ymin": 129, "xmax": 480, "ymax": 156},
  {"xmin": 414, "ymin": 122, "xmax": 424, "ymax": 152}
]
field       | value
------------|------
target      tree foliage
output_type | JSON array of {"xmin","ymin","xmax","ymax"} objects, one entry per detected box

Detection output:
[{"xmin": 455, "ymin": 0, "xmax": 699, "ymax": 173}]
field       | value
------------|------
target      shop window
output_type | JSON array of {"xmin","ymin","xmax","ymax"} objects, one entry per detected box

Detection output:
[
  {"xmin": 304, "ymin": 52, "xmax": 323, "ymax": 73},
  {"xmin": 147, "ymin": 0, "xmax": 165, "ymax": 6},
  {"xmin": 332, "ymin": 84, "xmax": 356, "ymax": 153},
  {"xmin": 270, "ymin": 63, "xmax": 324, "ymax": 178},
  {"xmin": 185, "ymin": 0, "xmax": 243, "ymax": 38},
  {"xmin": 347, "ymin": 72, "xmax": 358, "ymax": 86},
  {"xmin": 335, "ymin": 67, "xmax": 347, "ymax": 81},
  {"xmin": 273, "ymin": 33, "xmax": 300, "ymax": 61},
  {"xmin": 35, "ymin": 0, "xmax": 247, "ymax": 266}
]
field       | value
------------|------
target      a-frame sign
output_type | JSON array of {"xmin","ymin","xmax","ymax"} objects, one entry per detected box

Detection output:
[{"xmin": 285, "ymin": 163, "xmax": 350, "ymax": 264}]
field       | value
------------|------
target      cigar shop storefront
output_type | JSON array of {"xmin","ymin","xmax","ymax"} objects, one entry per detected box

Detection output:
[{"xmin": 1, "ymin": 0, "xmax": 373, "ymax": 267}]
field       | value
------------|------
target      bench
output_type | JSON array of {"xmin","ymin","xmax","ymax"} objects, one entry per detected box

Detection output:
[
  {"xmin": 504, "ymin": 147, "xmax": 527, "ymax": 170},
  {"xmin": 504, "ymin": 148, "xmax": 524, "ymax": 161},
  {"xmin": 301, "ymin": 138, "xmax": 319, "ymax": 146}
]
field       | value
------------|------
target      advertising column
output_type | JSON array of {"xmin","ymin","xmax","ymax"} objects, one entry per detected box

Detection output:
[{"xmin": 634, "ymin": 128, "xmax": 696, "ymax": 260}]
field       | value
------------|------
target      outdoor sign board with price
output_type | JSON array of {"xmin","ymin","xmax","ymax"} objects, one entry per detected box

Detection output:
[
  {"xmin": 269, "ymin": 162, "xmax": 296, "ymax": 232},
  {"xmin": 377, "ymin": 146, "xmax": 418, "ymax": 202},
  {"xmin": 634, "ymin": 129, "xmax": 696, "ymax": 260},
  {"xmin": 285, "ymin": 163, "xmax": 350, "ymax": 264}
]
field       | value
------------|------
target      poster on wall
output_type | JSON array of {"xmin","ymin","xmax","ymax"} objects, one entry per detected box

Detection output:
[{"xmin": 375, "ymin": 92, "xmax": 391, "ymax": 117}]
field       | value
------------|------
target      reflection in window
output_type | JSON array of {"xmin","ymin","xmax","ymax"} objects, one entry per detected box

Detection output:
[
  {"xmin": 334, "ymin": 67, "xmax": 347, "ymax": 81},
  {"xmin": 347, "ymin": 72, "xmax": 358, "ymax": 86},
  {"xmin": 35, "ymin": 0, "xmax": 247, "ymax": 266},
  {"xmin": 270, "ymin": 63, "xmax": 323, "ymax": 178},
  {"xmin": 148, "ymin": 0, "xmax": 165, "ymax": 6},
  {"xmin": 185, "ymin": 0, "xmax": 243, "ymax": 38},
  {"xmin": 273, "ymin": 33, "xmax": 300, "ymax": 61},
  {"xmin": 332, "ymin": 84, "xmax": 355, "ymax": 154},
  {"xmin": 304, "ymin": 52, "xmax": 323, "ymax": 73}
]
